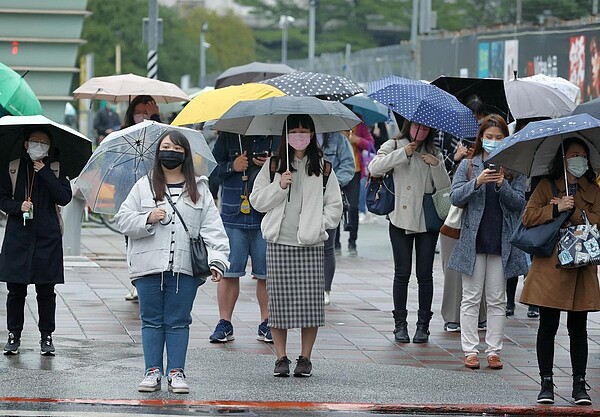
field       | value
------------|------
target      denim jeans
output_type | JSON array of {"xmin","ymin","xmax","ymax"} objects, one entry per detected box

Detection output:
[
  {"xmin": 359, "ymin": 176, "xmax": 367, "ymax": 213},
  {"xmin": 135, "ymin": 272, "xmax": 200, "ymax": 375},
  {"xmin": 224, "ymin": 226, "xmax": 267, "ymax": 279}
]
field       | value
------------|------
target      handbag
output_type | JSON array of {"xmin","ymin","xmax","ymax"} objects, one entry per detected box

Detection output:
[
  {"xmin": 341, "ymin": 191, "xmax": 353, "ymax": 231},
  {"xmin": 510, "ymin": 181, "xmax": 568, "ymax": 258},
  {"xmin": 423, "ymin": 192, "xmax": 443, "ymax": 232},
  {"xmin": 366, "ymin": 172, "xmax": 395, "ymax": 215},
  {"xmin": 165, "ymin": 194, "xmax": 211, "ymax": 284},
  {"xmin": 557, "ymin": 210, "xmax": 600, "ymax": 268},
  {"xmin": 440, "ymin": 204, "xmax": 463, "ymax": 239},
  {"xmin": 432, "ymin": 186, "xmax": 451, "ymax": 220}
]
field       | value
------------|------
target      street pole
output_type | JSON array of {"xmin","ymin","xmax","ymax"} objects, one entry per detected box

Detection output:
[
  {"xmin": 516, "ymin": 0, "xmax": 522, "ymax": 25},
  {"xmin": 594, "ymin": 0, "xmax": 598, "ymax": 16},
  {"xmin": 308, "ymin": 0, "xmax": 316, "ymax": 71},
  {"xmin": 147, "ymin": 0, "xmax": 158, "ymax": 79},
  {"xmin": 410, "ymin": 0, "xmax": 419, "ymax": 49},
  {"xmin": 115, "ymin": 44, "xmax": 121, "ymax": 75},
  {"xmin": 281, "ymin": 18, "xmax": 288, "ymax": 64},
  {"xmin": 344, "ymin": 43, "xmax": 351, "ymax": 77},
  {"xmin": 199, "ymin": 22, "xmax": 208, "ymax": 87}
]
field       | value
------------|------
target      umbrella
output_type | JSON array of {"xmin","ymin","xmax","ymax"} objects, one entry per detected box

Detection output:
[
  {"xmin": 430, "ymin": 76, "xmax": 510, "ymax": 121},
  {"xmin": 368, "ymin": 75, "xmax": 479, "ymax": 138},
  {"xmin": 504, "ymin": 78, "xmax": 575, "ymax": 120},
  {"xmin": 171, "ymin": 83, "xmax": 285, "ymax": 126},
  {"xmin": 342, "ymin": 95, "xmax": 389, "ymax": 126},
  {"xmin": 73, "ymin": 73, "xmax": 190, "ymax": 104},
  {"xmin": 0, "ymin": 63, "xmax": 43, "ymax": 117},
  {"xmin": 215, "ymin": 61, "xmax": 295, "ymax": 89},
  {"xmin": 571, "ymin": 97, "xmax": 600, "ymax": 119},
  {"xmin": 74, "ymin": 120, "xmax": 217, "ymax": 215},
  {"xmin": 0, "ymin": 115, "xmax": 92, "ymax": 179},
  {"xmin": 522, "ymin": 74, "xmax": 581, "ymax": 104},
  {"xmin": 261, "ymin": 71, "xmax": 364, "ymax": 101},
  {"xmin": 211, "ymin": 96, "xmax": 361, "ymax": 136},
  {"xmin": 487, "ymin": 114, "xmax": 600, "ymax": 179}
]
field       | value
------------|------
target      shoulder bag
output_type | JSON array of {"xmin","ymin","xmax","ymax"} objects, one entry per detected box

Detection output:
[
  {"xmin": 366, "ymin": 141, "xmax": 396, "ymax": 216},
  {"xmin": 557, "ymin": 210, "xmax": 600, "ymax": 268},
  {"xmin": 439, "ymin": 159, "xmax": 473, "ymax": 238}
]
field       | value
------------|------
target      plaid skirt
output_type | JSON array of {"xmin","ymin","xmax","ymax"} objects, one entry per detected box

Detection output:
[{"xmin": 266, "ymin": 243, "xmax": 325, "ymax": 329}]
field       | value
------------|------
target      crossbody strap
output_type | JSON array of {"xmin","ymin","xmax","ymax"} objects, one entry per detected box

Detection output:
[{"xmin": 164, "ymin": 193, "xmax": 192, "ymax": 238}]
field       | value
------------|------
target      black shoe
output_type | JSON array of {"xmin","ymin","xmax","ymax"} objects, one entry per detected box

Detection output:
[
  {"xmin": 506, "ymin": 303, "xmax": 515, "ymax": 317},
  {"xmin": 537, "ymin": 376, "xmax": 554, "ymax": 404},
  {"xmin": 273, "ymin": 356, "xmax": 291, "ymax": 377},
  {"xmin": 572, "ymin": 376, "xmax": 592, "ymax": 405},
  {"xmin": 293, "ymin": 356, "xmax": 312, "ymax": 377},
  {"xmin": 3, "ymin": 332, "xmax": 20, "ymax": 355},
  {"xmin": 40, "ymin": 334, "xmax": 55, "ymax": 356},
  {"xmin": 348, "ymin": 241, "xmax": 357, "ymax": 257},
  {"xmin": 527, "ymin": 306, "xmax": 540, "ymax": 318}
]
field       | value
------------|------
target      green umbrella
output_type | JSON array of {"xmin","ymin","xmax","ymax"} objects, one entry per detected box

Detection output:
[{"xmin": 0, "ymin": 62, "xmax": 43, "ymax": 116}]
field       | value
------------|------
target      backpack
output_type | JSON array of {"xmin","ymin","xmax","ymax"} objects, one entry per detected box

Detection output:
[
  {"xmin": 9, "ymin": 159, "xmax": 64, "ymax": 234},
  {"xmin": 269, "ymin": 157, "xmax": 332, "ymax": 194}
]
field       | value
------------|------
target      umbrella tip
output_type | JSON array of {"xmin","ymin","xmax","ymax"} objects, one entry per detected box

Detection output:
[
  {"xmin": 513, "ymin": 70, "xmax": 518, "ymax": 80},
  {"xmin": 21, "ymin": 70, "xmax": 30, "ymax": 79}
]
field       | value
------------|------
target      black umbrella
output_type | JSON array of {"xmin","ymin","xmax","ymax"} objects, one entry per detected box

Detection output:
[
  {"xmin": 215, "ymin": 62, "xmax": 295, "ymax": 89},
  {"xmin": 431, "ymin": 76, "xmax": 511, "ymax": 121},
  {"xmin": 571, "ymin": 96, "xmax": 600, "ymax": 119},
  {"xmin": 261, "ymin": 71, "xmax": 364, "ymax": 102}
]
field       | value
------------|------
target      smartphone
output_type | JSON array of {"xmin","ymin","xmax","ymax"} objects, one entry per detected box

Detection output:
[
  {"xmin": 487, "ymin": 163, "xmax": 500, "ymax": 172},
  {"xmin": 253, "ymin": 151, "xmax": 269, "ymax": 158}
]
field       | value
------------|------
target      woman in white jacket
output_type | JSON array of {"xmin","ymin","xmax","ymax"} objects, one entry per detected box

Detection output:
[
  {"xmin": 115, "ymin": 130, "xmax": 229, "ymax": 394},
  {"xmin": 250, "ymin": 114, "xmax": 342, "ymax": 378}
]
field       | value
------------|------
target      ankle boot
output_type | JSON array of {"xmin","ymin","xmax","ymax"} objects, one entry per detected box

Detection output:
[
  {"xmin": 572, "ymin": 375, "xmax": 592, "ymax": 405},
  {"xmin": 392, "ymin": 309, "xmax": 410, "ymax": 343},
  {"xmin": 537, "ymin": 376, "xmax": 554, "ymax": 404},
  {"xmin": 413, "ymin": 310, "xmax": 433, "ymax": 343}
]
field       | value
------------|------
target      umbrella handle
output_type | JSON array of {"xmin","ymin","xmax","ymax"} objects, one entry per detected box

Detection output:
[{"xmin": 561, "ymin": 140, "xmax": 569, "ymax": 197}]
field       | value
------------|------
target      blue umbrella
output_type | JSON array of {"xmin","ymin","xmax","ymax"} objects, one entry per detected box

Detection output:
[
  {"xmin": 487, "ymin": 113, "xmax": 600, "ymax": 179},
  {"xmin": 368, "ymin": 76, "xmax": 479, "ymax": 138},
  {"xmin": 342, "ymin": 95, "xmax": 389, "ymax": 126}
]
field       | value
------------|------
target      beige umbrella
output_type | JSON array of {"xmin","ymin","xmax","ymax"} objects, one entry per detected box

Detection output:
[{"xmin": 73, "ymin": 73, "xmax": 189, "ymax": 103}]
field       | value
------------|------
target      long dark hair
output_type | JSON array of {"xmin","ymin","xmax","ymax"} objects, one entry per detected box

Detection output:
[
  {"xmin": 275, "ymin": 114, "xmax": 323, "ymax": 176},
  {"xmin": 151, "ymin": 130, "xmax": 200, "ymax": 203},
  {"xmin": 548, "ymin": 137, "xmax": 596, "ymax": 184},
  {"xmin": 397, "ymin": 119, "xmax": 437, "ymax": 155},
  {"xmin": 122, "ymin": 95, "xmax": 155, "ymax": 129},
  {"xmin": 472, "ymin": 114, "xmax": 509, "ymax": 157}
]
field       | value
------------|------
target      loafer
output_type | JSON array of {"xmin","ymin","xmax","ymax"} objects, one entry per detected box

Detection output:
[
  {"xmin": 464, "ymin": 354, "xmax": 480, "ymax": 369},
  {"xmin": 487, "ymin": 354, "xmax": 503, "ymax": 369}
]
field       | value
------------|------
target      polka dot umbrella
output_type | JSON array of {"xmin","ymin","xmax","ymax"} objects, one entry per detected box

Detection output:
[
  {"xmin": 261, "ymin": 71, "xmax": 364, "ymax": 102},
  {"xmin": 368, "ymin": 76, "xmax": 479, "ymax": 138}
]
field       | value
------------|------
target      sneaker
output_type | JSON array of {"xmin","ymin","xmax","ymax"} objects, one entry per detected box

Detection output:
[
  {"xmin": 167, "ymin": 369, "xmax": 189, "ymax": 394},
  {"xmin": 125, "ymin": 287, "xmax": 138, "ymax": 302},
  {"xmin": 487, "ymin": 354, "xmax": 503, "ymax": 369},
  {"xmin": 274, "ymin": 356, "xmax": 291, "ymax": 377},
  {"xmin": 209, "ymin": 319, "xmax": 234, "ymax": 343},
  {"xmin": 527, "ymin": 306, "xmax": 540, "ymax": 318},
  {"xmin": 572, "ymin": 376, "xmax": 592, "ymax": 405},
  {"xmin": 348, "ymin": 241, "xmax": 357, "ymax": 257},
  {"xmin": 294, "ymin": 356, "xmax": 313, "ymax": 377},
  {"xmin": 464, "ymin": 354, "xmax": 480, "ymax": 369},
  {"xmin": 3, "ymin": 332, "xmax": 20, "ymax": 355},
  {"xmin": 478, "ymin": 321, "xmax": 487, "ymax": 331},
  {"xmin": 138, "ymin": 367, "xmax": 161, "ymax": 392},
  {"xmin": 537, "ymin": 376, "xmax": 554, "ymax": 404},
  {"xmin": 444, "ymin": 322, "xmax": 460, "ymax": 332},
  {"xmin": 324, "ymin": 291, "xmax": 331, "ymax": 306},
  {"xmin": 257, "ymin": 319, "xmax": 273, "ymax": 343},
  {"xmin": 40, "ymin": 335, "xmax": 55, "ymax": 356}
]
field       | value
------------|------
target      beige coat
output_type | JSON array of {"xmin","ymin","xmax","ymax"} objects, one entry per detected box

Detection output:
[{"xmin": 520, "ymin": 177, "xmax": 600, "ymax": 311}]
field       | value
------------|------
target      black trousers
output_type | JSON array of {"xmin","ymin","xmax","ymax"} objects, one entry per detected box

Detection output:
[
  {"xmin": 537, "ymin": 306, "xmax": 588, "ymax": 378},
  {"xmin": 6, "ymin": 283, "xmax": 56, "ymax": 337},
  {"xmin": 336, "ymin": 172, "xmax": 361, "ymax": 246},
  {"xmin": 389, "ymin": 223, "xmax": 438, "ymax": 312},
  {"xmin": 324, "ymin": 227, "xmax": 337, "ymax": 292}
]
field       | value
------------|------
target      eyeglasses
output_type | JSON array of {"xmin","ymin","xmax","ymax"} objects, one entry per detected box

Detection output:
[{"xmin": 29, "ymin": 138, "xmax": 50, "ymax": 145}]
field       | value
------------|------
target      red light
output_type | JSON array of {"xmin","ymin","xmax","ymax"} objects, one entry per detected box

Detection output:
[{"xmin": 11, "ymin": 41, "xmax": 18, "ymax": 55}]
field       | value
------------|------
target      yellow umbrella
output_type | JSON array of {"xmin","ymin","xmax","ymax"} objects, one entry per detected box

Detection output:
[{"xmin": 171, "ymin": 83, "xmax": 285, "ymax": 126}]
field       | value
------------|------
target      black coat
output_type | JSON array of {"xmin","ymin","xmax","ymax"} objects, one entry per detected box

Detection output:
[{"xmin": 0, "ymin": 157, "xmax": 72, "ymax": 285}]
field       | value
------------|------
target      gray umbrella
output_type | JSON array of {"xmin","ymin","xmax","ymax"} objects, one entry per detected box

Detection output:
[
  {"xmin": 215, "ymin": 61, "xmax": 295, "ymax": 89},
  {"xmin": 505, "ymin": 78, "xmax": 575, "ymax": 119},
  {"xmin": 211, "ymin": 96, "xmax": 361, "ymax": 136}
]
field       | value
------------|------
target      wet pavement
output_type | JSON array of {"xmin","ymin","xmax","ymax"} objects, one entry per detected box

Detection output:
[{"xmin": 0, "ymin": 218, "xmax": 598, "ymax": 416}]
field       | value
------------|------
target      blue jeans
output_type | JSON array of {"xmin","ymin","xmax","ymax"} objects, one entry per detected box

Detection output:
[
  {"xmin": 359, "ymin": 176, "xmax": 367, "ymax": 213},
  {"xmin": 224, "ymin": 226, "xmax": 267, "ymax": 279},
  {"xmin": 135, "ymin": 272, "xmax": 200, "ymax": 375}
]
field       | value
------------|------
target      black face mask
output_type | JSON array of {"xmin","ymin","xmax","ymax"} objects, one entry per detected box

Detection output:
[{"xmin": 157, "ymin": 150, "xmax": 185, "ymax": 170}]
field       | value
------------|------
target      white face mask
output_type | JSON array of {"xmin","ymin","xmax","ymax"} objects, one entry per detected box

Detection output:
[{"xmin": 27, "ymin": 142, "xmax": 50, "ymax": 161}]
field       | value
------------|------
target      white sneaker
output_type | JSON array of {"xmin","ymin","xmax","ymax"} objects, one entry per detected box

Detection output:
[
  {"xmin": 358, "ymin": 212, "xmax": 367, "ymax": 224},
  {"xmin": 138, "ymin": 367, "xmax": 161, "ymax": 392},
  {"xmin": 167, "ymin": 369, "xmax": 189, "ymax": 394},
  {"xmin": 324, "ymin": 291, "xmax": 330, "ymax": 306}
]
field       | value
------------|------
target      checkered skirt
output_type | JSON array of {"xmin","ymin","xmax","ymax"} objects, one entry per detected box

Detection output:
[{"xmin": 266, "ymin": 243, "xmax": 325, "ymax": 329}]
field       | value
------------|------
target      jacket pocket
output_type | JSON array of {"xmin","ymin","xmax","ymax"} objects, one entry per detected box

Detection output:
[{"xmin": 141, "ymin": 199, "xmax": 155, "ymax": 209}]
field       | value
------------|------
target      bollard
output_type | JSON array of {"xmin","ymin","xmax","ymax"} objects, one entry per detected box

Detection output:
[{"xmin": 62, "ymin": 181, "xmax": 86, "ymax": 257}]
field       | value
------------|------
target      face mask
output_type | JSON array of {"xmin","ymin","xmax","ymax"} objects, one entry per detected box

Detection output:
[
  {"xmin": 410, "ymin": 124, "xmax": 429, "ymax": 142},
  {"xmin": 482, "ymin": 139, "xmax": 502, "ymax": 154},
  {"xmin": 288, "ymin": 132, "xmax": 311, "ymax": 151},
  {"xmin": 567, "ymin": 156, "xmax": 588, "ymax": 178},
  {"xmin": 157, "ymin": 150, "xmax": 185, "ymax": 170},
  {"xmin": 27, "ymin": 142, "xmax": 50, "ymax": 161},
  {"xmin": 133, "ymin": 113, "xmax": 149, "ymax": 124}
]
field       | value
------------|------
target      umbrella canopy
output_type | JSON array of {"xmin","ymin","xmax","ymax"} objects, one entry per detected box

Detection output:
[
  {"xmin": 215, "ymin": 61, "xmax": 295, "ymax": 89},
  {"xmin": 504, "ymin": 78, "xmax": 575, "ymax": 120},
  {"xmin": 572, "ymin": 96, "xmax": 600, "ymax": 119},
  {"xmin": 430, "ymin": 76, "xmax": 510, "ymax": 121},
  {"xmin": 211, "ymin": 96, "xmax": 361, "ymax": 136},
  {"xmin": 171, "ymin": 83, "xmax": 285, "ymax": 126},
  {"xmin": 342, "ymin": 95, "xmax": 389, "ymax": 126},
  {"xmin": 0, "ymin": 63, "xmax": 43, "ymax": 117},
  {"xmin": 74, "ymin": 120, "xmax": 217, "ymax": 215},
  {"xmin": 522, "ymin": 74, "xmax": 581, "ymax": 104},
  {"xmin": 487, "ymin": 114, "xmax": 600, "ymax": 177},
  {"xmin": 261, "ymin": 71, "xmax": 364, "ymax": 102},
  {"xmin": 73, "ymin": 73, "xmax": 190, "ymax": 104},
  {"xmin": 368, "ymin": 75, "xmax": 479, "ymax": 138},
  {"xmin": 0, "ymin": 115, "xmax": 92, "ymax": 179}
]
